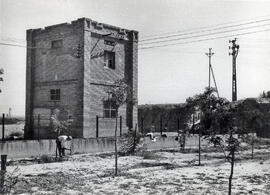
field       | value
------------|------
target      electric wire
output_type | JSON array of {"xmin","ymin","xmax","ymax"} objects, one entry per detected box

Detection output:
[
  {"xmin": 140, "ymin": 23, "xmax": 270, "ymax": 45},
  {"xmin": 1, "ymin": 27, "xmax": 270, "ymax": 51},
  {"xmin": 141, "ymin": 14, "xmax": 270, "ymax": 39},
  {"xmin": 141, "ymin": 18, "xmax": 270, "ymax": 42},
  {"xmin": 139, "ymin": 28, "xmax": 270, "ymax": 50}
]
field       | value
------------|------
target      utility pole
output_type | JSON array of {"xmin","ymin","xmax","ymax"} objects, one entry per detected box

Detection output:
[
  {"xmin": 0, "ymin": 68, "xmax": 3, "ymax": 93},
  {"xmin": 205, "ymin": 48, "xmax": 214, "ymax": 89},
  {"xmin": 205, "ymin": 48, "xmax": 219, "ymax": 98},
  {"xmin": 229, "ymin": 38, "xmax": 240, "ymax": 102}
]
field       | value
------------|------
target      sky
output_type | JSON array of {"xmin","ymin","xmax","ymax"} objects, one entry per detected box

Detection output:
[{"xmin": 0, "ymin": 0, "xmax": 270, "ymax": 116}]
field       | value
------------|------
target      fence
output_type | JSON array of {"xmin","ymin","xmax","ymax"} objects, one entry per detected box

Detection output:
[
  {"xmin": 96, "ymin": 115, "xmax": 122, "ymax": 138},
  {"xmin": 1, "ymin": 113, "xmax": 127, "ymax": 140},
  {"xmin": 139, "ymin": 116, "xmax": 184, "ymax": 135}
]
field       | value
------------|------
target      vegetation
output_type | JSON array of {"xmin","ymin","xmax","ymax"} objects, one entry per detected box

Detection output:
[
  {"xmin": 185, "ymin": 87, "xmax": 229, "ymax": 165},
  {"xmin": 184, "ymin": 87, "xmax": 268, "ymax": 195},
  {"xmin": 118, "ymin": 127, "xmax": 144, "ymax": 156},
  {"xmin": 0, "ymin": 167, "xmax": 20, "ymax": 194},
  {"xmin": 259, "ymin": 90, "xmax": 270, "ymax": 98}
]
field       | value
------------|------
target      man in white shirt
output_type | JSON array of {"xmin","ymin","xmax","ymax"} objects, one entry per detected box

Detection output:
[
  {"xmin": 57, "ymin": 135, "xmax": 72, "ymax": 157},
  {"xmin": 51, "ymin": 109, "xmax": 73, "ymax": 157}
]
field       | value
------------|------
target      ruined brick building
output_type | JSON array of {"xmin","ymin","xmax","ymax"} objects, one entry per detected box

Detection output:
[{"xmin": 25, "ymin": 18, "xmax": 138, "ymax": 139}]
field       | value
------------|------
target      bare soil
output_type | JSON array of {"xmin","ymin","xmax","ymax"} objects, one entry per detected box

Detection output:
[{"xmin": 5, "ymin": 144, "xmax": 270, "ymax": 194}]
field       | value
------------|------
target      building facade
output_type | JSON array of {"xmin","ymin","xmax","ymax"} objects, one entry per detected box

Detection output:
[{"xmin": 25, "ymin": 18, "xmax": 138, "ymax": 139}]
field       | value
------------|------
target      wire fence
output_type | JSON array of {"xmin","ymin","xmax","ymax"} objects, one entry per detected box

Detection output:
[{"xmin": 0, "ymin": 113, "xmax": 127, "ymax": 140}]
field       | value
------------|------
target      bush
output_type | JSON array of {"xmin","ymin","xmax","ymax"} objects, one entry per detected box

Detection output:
[
  {"xmin": 0, "ymin": 167, "xmax": 20, "ymax": 194},
  {"xmin": 118, "ymin": 130, "xmax": 144, "ymax": 156}
]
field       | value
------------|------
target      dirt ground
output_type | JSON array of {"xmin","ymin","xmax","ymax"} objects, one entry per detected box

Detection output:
[{"xmin": 5, "ymin": 143, "xmax": 270, "ymax": 195}]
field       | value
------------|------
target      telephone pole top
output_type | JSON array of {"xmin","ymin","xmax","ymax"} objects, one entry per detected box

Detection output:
[
  {"xmin": 229, "ymin": 38, "xmax": 240, "ymax": 102},
  {"xmin": 205, "ymin": 48, "xmax": 214, "ymax": 89}
]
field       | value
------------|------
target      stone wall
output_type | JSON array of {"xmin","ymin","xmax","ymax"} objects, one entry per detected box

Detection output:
[{"xmin": 0, "ymin": 136, "xmax": 209, "ymax": 159}]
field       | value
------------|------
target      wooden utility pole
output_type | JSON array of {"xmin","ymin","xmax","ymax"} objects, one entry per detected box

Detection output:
[{"xmin": 229, "ymin": 38, "xmax": 240, "ymax": 102}]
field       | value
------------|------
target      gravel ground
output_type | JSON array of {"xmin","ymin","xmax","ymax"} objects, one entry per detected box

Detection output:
[{"xmin": 4, "ymin": 144, "xmax": 270, "ymax": 195}]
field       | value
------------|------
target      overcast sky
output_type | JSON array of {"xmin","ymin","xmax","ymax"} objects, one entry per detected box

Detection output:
[{"xmin": 1, "ymin": 0, "xmax": 270, "ymax": 116}]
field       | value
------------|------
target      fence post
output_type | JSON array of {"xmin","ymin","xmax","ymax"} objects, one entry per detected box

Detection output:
[
  {"xmin": 1, "ymin": 155, "xmax": 7, "ymax": 171},
  {"xmin": 2, "ymin": 114, "xmax": 4, "ymax": 141},
  {"xmin": 119, "ymin": 116, "xmax": 122, "ymax": 136},
  {"xmin": 37, "ymin": 114, "xmax": 40, "ymax": 140},
  {"xmin": 0, "ymin": 154, "xmax": 7, "ymax": 193},
  {"xmin": 160, "ymin": 117, "xmax": 163, "ymax": 136},
  {"xmin": 177, "ymin": 118, "xmax": 180, "ymax": 137},
  {"xmin": 96, "ymin": 115, "xmax": 99, "ymax": 138},
  {"xmin": 141, "ymin": 117, "xmax": 144, "ymax": 134}
]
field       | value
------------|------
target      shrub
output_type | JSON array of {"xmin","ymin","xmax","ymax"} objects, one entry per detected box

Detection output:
[
  {"xmin": 118, "ymin": 130, "xmax": 144, "ymax": 156},
  {"xmin": 0, "ymin": 167, "xmax": 20, "ymax": 194}
]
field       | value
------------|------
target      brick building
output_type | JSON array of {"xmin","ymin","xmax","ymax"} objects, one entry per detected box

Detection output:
[{"xmin": 25, "ymin": 18, "xmax": 138, "ymax": 139}]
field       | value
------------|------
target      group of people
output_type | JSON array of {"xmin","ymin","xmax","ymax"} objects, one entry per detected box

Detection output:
[{"xmin": 51, "ymin": 109, "xmax": 73, "ymax": 157}]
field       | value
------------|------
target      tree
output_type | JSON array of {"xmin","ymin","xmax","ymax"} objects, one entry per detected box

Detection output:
[
  {"xmin": 187, "ymin": 89, "xmax": 265, "ymax": 194},
  {"xmin": 209, "ymin": 128, "xmax": 241, "ymax": 195},
  {"xmin": 0, "ymin": 68, "xmax": 4, "ymax": 93},
  {"xmin": 233, "ymin": 99, "xmax": 264, "ymax": 159},
  {"xmin": 105, "ymin": 79, "xmax": 133, "ymax": 176},
  {"xmin": 208, "ymin": 99, "xmax": 262, "ymax": 195},
  {"xmin": 185, "ymin": 87, "xmax": 229, "ymax": 165},
  {"xmin": 259, "ymin": 90, "xmax": 270, "ymax": 98}
]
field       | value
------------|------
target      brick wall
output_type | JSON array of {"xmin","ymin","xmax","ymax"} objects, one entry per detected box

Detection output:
[
  {"xmin": 82, "ymin": 19, "xmax": 138, "ymax": 138},
  {"xmin": 26, "ymin": 18, "xmax": 138, "ymax": 139},
  {"xmin": 25, "ymin": 19, "xmax": 85, "ymax": 139}
]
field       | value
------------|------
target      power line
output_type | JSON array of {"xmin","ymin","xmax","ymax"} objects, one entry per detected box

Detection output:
[
  {"xmin": 141, "ymin": 18, "xmax": 270, "ymax": 42},
  {"xmin": 1, "ymin": 28, "xmax": 270, "ymax": 51},
  {"xmin": 139, "ymin": 28, "xmax": 270, "ymax": 50},
  {"xmin": 140, "ymin": 23, "xmax": 270, "ymax": 45},
  {"xmin": 141, "ymin": 14, "xmax": 270, "ymax": 39},
  {"xmin": 3, "ymin": 17, "xmax": 270, "ymax": 47},
  {"xmin": 0, "ymin": 42, "xmax": 26, "ymax": 48}
]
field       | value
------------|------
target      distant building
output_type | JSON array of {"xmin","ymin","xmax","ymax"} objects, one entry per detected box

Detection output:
[{"xmin": 25, "ymin": 18, "xmax": 138, "ymax": 139}]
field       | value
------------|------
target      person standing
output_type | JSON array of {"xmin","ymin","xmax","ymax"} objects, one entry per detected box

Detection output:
[{"xmin": 51, "ymin": 109, "xmax": 65, "ymax": 157}]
